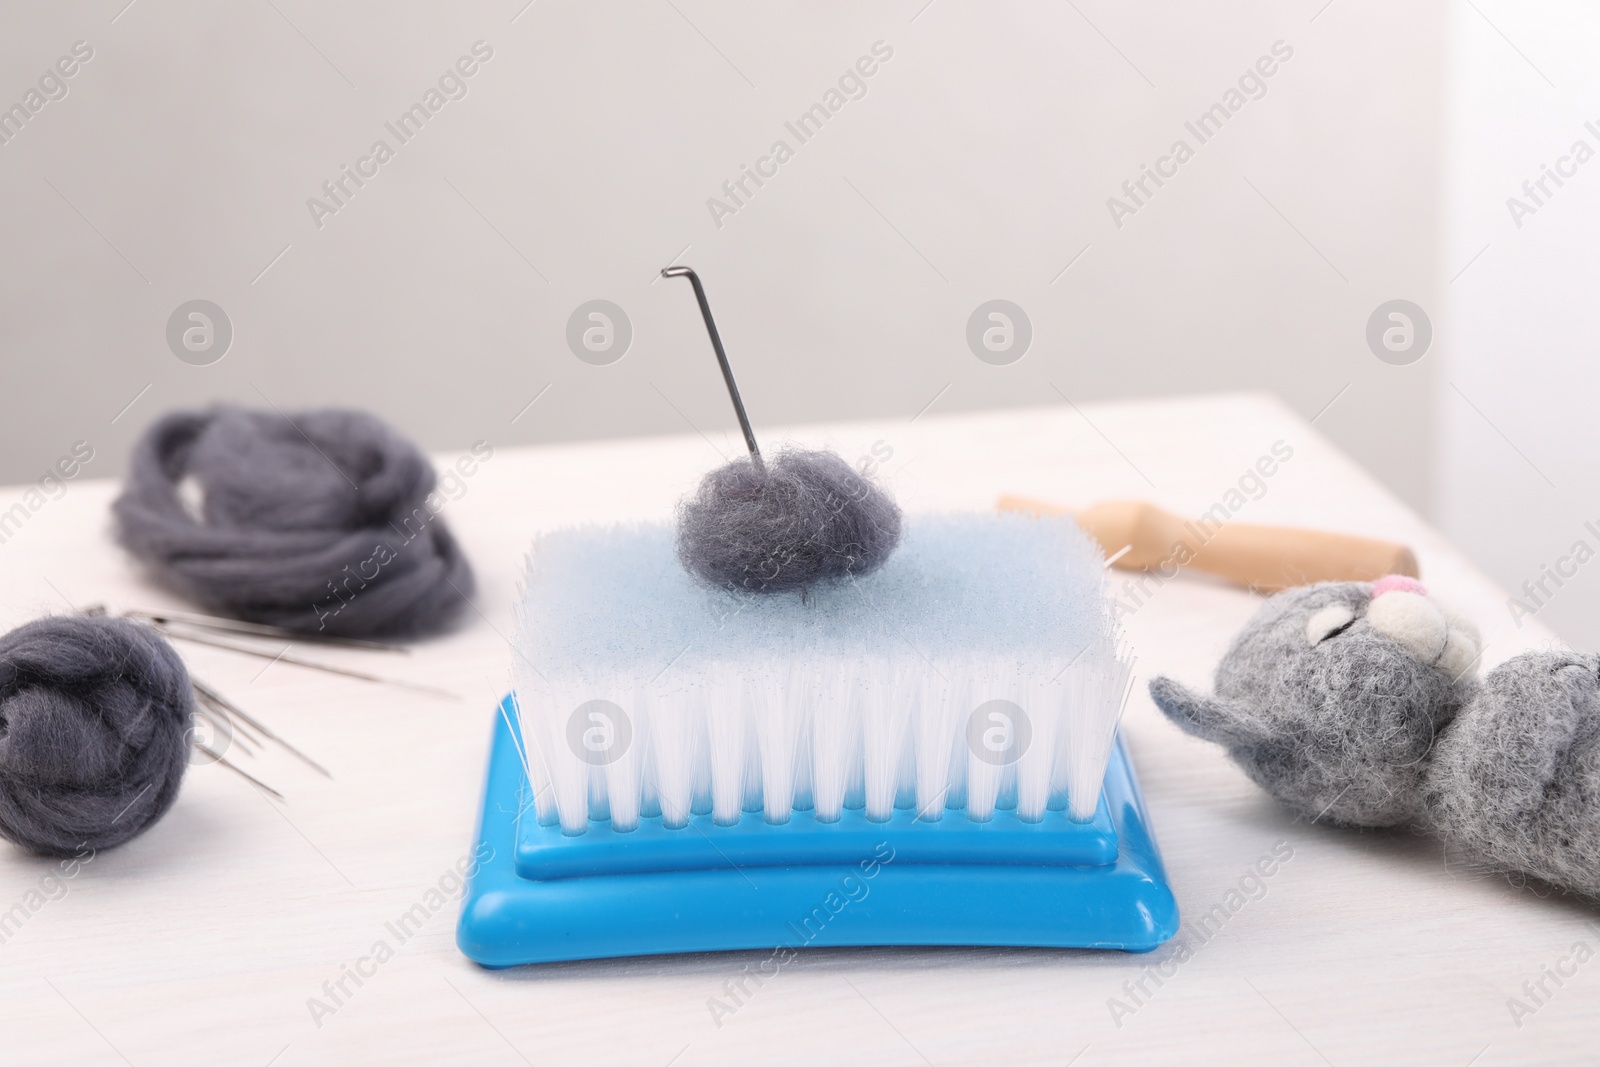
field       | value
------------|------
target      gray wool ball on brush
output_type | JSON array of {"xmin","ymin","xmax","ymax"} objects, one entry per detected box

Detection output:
[
  {"xmin": 677, "ymin": 447, "xmax": 902, "ymax": 594},
  {"xmin": 658, "ymin": 265, "xmax": 902, "ymax": 595},
  {"xmin": 0, "ymin": 615, "xmax": 194, "ymax": 856}
]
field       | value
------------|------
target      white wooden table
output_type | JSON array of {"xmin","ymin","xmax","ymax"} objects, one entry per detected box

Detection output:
[{"xmin": 0, "ymin": 394, "xmax": 1590, "ymax": 1067}]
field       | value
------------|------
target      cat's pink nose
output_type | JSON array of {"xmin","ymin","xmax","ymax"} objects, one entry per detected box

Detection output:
[{"xmin": 1372, "ymin": 574, "xmax": 1427, "ymax": 599}]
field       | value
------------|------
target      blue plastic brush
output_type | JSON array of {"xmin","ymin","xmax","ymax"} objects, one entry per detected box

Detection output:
[{"xmin": 456, "ymin": 269, "xmax": 1177, "ymax": 966}]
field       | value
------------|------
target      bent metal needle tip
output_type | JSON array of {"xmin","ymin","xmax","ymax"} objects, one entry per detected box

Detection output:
[{"xmin": 661, "ymin": 265, "xmax": 764, "ymax": 470}]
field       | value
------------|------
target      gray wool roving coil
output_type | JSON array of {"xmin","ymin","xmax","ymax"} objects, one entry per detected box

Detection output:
[
  {"xmin": 1150, "ymin": 578, "xmax": 1600, "ymax": 900},
  {"xmin": 677, "ymin": 447, "xmax": 902, "ymax": 594},
  {"xmin": 0, "ymin": 615, "xmax": 193, "ymax": 856},
  {"xmin": 114, "ymin": 407, "xmax": 473, "ymax": 639}
]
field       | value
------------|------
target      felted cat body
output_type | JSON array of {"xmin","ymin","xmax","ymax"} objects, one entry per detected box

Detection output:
[
  {"xmin": 1151, "ymin": 579, "xmax": 1600, "ymax": 900},
  {"xmin": 1427, "ymin": 651, "xmax": 1600, "ymax": 898}
]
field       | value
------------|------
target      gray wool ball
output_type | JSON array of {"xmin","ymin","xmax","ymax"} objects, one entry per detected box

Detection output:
[
  {"xmin": 1425, "ymin": 651, "xmax": 1600, "ymax": 898},
  {"xmin": 0, "ymin": 615, "xmax": 194, "ymax": 856},
  {"xmin": 676, "ymin": 448, "xmax": 902, "ymax": 594},
  {"xmin": 1149, "ymin": 582, "xmax": 1473, "ymax": 829},
  {"xmin": 113, "ymin": 406, "xmax": 474, "ymax": 639}
]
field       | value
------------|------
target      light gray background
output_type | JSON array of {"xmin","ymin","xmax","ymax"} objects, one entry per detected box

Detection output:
[{"xmin": 2, "ymin": 1, "xmax": 1592, "ymax": 644}]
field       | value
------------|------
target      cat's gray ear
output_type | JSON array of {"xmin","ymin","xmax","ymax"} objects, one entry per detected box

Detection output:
[{"xmin": 1149, "ymin": 676, "xmax": 1268, "ymax": 748}]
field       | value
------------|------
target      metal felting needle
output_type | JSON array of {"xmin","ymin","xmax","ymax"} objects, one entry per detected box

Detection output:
[
  {"xmin": 661, "ymin": 264, "xmax": 764, "ymax": 470},
  {"xmin": 124, "ymin": 607, "xmax": 407, "ymax": 653},
  {"xmin": 196, "ymin": 745, "xmax": 285, "ymax": 800},
  {"xmin": 81, "ymin": 605, "xmax": 329, "ymax": 799},
  {"xmin": 154, "ymin": 623, "xmax": 457, "ymax": 700},
  {"xmin": 193, "ymin": 679, "xmax": 333, "ymax": 779}
]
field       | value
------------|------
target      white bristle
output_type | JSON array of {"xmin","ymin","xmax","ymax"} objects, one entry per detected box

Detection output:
[
  {"xmin": 911, "ymin": 674, "xmax": 956, "ymax": 820},
  {"xmin": 754, "ymin": 670, "xmax": 802, "ymax": 824},
  {"xmin": 511, "ymin": 515, "xmax": 1133, "ymax": 835},
  {"xmin": 1015, "ymin": 691, "xmax": 1057, "ymax": 823},
  {"xmin": 808, "ymin": 665, "xmax": 855, "ymax": 822},
  {"xmin": 860, "ymin": 657, "xmax": 911, "ymax": 821},
  {"xmin": 1061, "ymin": 645, "xmax": 1137, "ymax": 821},
  {"xmin": 703, "ymin": 663, "xmax": 738, "ymax": 824}
]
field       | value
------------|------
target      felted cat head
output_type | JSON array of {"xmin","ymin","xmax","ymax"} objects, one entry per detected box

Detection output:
[{"xmin": 1149, "ymin": 577, "xmax": 1481, "ymax": 828}]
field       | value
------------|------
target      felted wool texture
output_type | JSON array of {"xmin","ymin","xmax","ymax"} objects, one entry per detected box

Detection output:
[
  {"xmin": 1425, "ymin": 651, "xmax": 1600, "ymax": 898},
  {"xmin": 676, "ymin": 448, "xmax": 902, "ymax": 594},
  {"xmin": 0, "ymin": 615, "xmax": 193, "ymax": 856},
  {"xmin": 1365, "ymin": 590, "xmax": 1481, "ymax": 678},
  {"xmin": 114, "ymin": 407, "xmax": 473, "ymax": 638},
  {"xmin": 1149, "ymin": 582, "xmax": 1473, "ymax": 828}
]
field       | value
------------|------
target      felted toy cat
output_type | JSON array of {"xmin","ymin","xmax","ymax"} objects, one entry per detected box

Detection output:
[{"xmin": 1150, "ymin": 575, "xmax": 1600, "ymax": 900}]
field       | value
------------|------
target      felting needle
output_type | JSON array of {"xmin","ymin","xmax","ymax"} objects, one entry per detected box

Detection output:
[
  {"xmin": 191, "ymin": 686, "xmax": 265, "ymax": 752},
  {"xmin": 126, "ymin": 608, "xmax": 407, "ymax": 653},
  {"xmin": 198, "ymin": 746, "xmax": 285, "ymax": 800},
  {"xmin": 160, "ymin": 627, "xmax": 459, "ymax": 701},
  {"xmin": 195, "ymin": 703, "xmax": 262, "ymax": 755},
  {"xmin": 661, "ymin": 265, "xmax": 764, "ymax": 469},
  {"xmin": 192, "ymin": 679, "xmax": 334, "ymax": 779}
]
